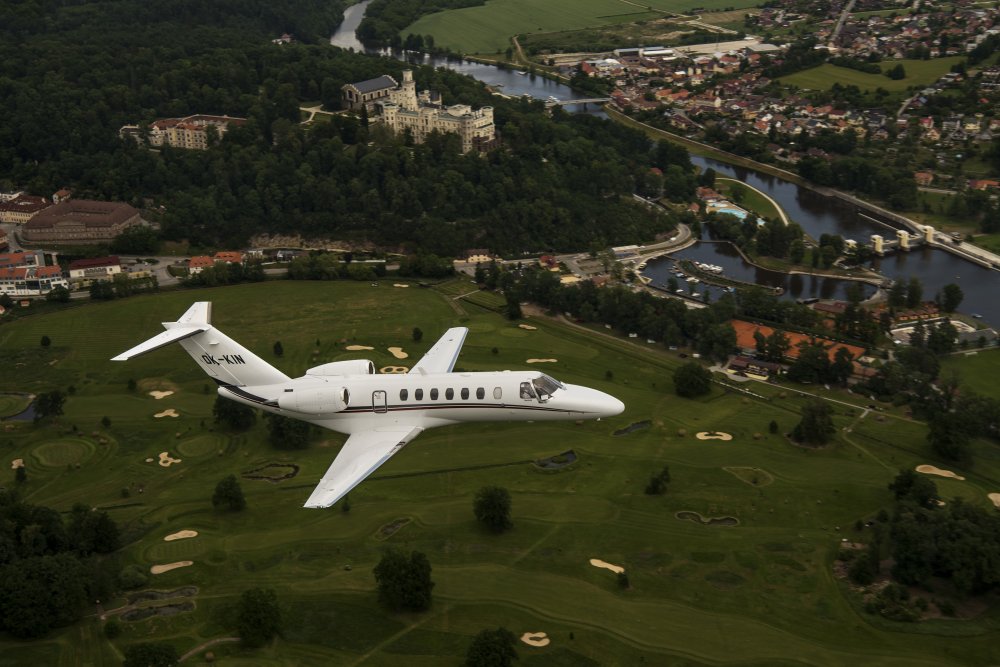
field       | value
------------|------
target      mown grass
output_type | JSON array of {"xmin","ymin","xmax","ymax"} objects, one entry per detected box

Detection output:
[
  {"xmin": 407, "ymin": 0, "xmax": 660, "ymax": 54},
  {"xmin": 0, "ymin": 280, "xmax": 998, "ymax": 665},
  {"xmin": 780, "ymin": 56, "xmax": 966, "ymax": 93}
]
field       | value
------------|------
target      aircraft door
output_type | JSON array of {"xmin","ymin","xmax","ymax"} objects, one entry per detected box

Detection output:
[{"xmin": 372, "ymin": 390, "xmax": 388, "ymax": 414}]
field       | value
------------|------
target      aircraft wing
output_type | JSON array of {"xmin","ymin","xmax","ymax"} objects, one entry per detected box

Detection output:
[
  {"xmin": 410, "ymin": 327, "xmax": 469, "ymax": 374},
  {"xmin": 303, "ymin": 426, "xmax": 423, "ymax": 508}
]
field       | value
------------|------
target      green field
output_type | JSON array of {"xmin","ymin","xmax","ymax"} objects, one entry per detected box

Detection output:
[
  {"xmin": 780, "ymin": 56, "xmax": 966, "ymax": 93},
  {"xmin": 1, "ymin": 281, "xmax": 999, "ymax": 665},
  {"xmin": 941, "ymin": 347, "xmax": 1000, "ymax": 400},
  {"xmin": 406, "ymin": 0, "xmax": 758, "ymax": 55}
]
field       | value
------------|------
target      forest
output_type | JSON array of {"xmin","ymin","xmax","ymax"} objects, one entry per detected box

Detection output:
[{"xmin": 0, "ymin": 0, "xmax": 681, "ymax": 255}]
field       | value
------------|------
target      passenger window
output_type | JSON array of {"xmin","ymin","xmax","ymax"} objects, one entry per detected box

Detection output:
[
  {"xmin": 461, "ymin": 388, "xmax": 469, "ymax": 400},
  {"xmin": 430, "ymin": 388, "xmax": 439, "ymax": 400},
  {"xmin": 415, "ymin": 388, "xmax": 423, "ymax": 400},
  {"xmin": 446, "ymin": 388, "xmax": 454, "ymax": 400},
  {"xmin": 493, "ymin": 387, "xmax": 502, "ymax": 400},
  {"xmin": 400, "ymin": 389, "xmax": 408, "ymax": 401},
  {"xmin": 477, "ymin": 388, "xmax": 485, "ymax": 400}
]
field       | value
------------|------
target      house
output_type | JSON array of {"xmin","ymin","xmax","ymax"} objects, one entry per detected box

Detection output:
[
  {"xmin": 0, "ymin": 194, "xmax": 51, "ymax": 224},
  {"xmin": 0, "ymin": 266, "xmax": 69, "ymax": 297},
  {"xmin": 120, "ymin": 115, "xmax": 247, "ymax": 150},
  {"xmin": 213, "ymin": 251, "xmax": 243, "ymax": 264},
  {"xmin": 341, "ymin": 75, "xmax": 399, "ymax": 111},
  {"xmin": 913, "ymin": 171, "xmax": 934, "ymax": 186},
  {"xmin": 727, "ymin": 355, "xmax": 782, "ymax": 380},
  {"xmin": 188, "ymin": 256, "xmax": 215, "ymax": 275},
  {"xmin": 0, "ymin": 250, "xmax": 43, "ymax": 269},
  {"xmin": 23, "ymin": 200, "xmax": 142, "ymax": 244},
  {"xmin": 464, "ymin": 249, "xmax": 492, "ymax": 263},
  {"xmin": 0, "ymin": 228, "xmax": 6, "ymax": 252},
  {"xmin": 52, "ymin": 189, "xmax": 72, "ymax": 204},
  {"xmin": 68, "ymin": 256, "xmax": 122, "ymax": 282}
]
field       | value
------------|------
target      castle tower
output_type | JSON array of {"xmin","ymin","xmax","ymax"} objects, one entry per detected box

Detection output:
[
  {"xmin": 399, "ymin": 69, "xmax": 418, "ymax": 111},
  {"xmin": 871, "ymin": 234, "xmax": 884, "ymax": 255},
  {"xmin": 897, "ymin": 229, "xmax": 910, "ymax": 251},
  {"xmin": 923, "ymin": 225, "xmax": 934, "ymax": 243}
]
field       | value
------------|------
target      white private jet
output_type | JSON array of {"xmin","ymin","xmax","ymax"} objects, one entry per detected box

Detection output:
[{"xmin": 113, "ymin": 302, "xmax": 624, "ymax": 508}]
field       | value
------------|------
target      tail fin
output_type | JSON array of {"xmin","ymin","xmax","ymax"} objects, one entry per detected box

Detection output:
[{"xmin": 112, "ymin": 302, "xmax": 290, "ymax": 387}]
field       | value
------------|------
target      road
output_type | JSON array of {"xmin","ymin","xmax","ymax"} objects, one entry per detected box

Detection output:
[{"xmin": 828, "ymin": 0, "xmax": 857, "ymax": 48}]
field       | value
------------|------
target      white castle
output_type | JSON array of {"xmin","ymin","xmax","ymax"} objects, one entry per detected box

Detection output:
[{"xmin": 342, "ymin": 70, "xmax": 496, "ymax": 153}]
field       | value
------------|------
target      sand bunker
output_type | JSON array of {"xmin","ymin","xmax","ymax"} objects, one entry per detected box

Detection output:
[
  {"xmin": 589, "ymin": 558, "xmax": 624, "ymax": 574},
  {"xmin": 696, "ymin": 432, "xmax": 733, "ymax": 441},
  {"xmin": 158, "ymin": 452, "xmax": 182, "ymax": 467},
  {"xmin": 11, "ymin": 458, "xmax": 23, "ymax": 470},
  {"xmin": 380, "ymin": 366, "xmax": 409, "ymax": 374},
  {"xmin": 164, "ymin": 530, "xmax": 198, "ymax": 542},
  {"xmin": 518, "ymin": 324, "xmax": 537, "ymax": 330},
  {"xmin": 145, "ymin": 457, "xmax": 154, "ymax": 463},
  {"xmin": 916, "ymin": 465, "xmax": 965, "ymax": 480},
  {"xmin": 393, "ymin": 283, "xmax": 410, "ymax": 288},
  {"xmin": 388, "ymin": 347, "xmax": 408, "ymax": 359},
  {"xmin": 148, "ymin": 390, "xmax": 174, "ymax": 400},
  {"xmin": 154, "ymin": 409, "xmax": 179, "ymax": 418},
  {"xmin": 150, "ymin": 561, "xmax": 193, "ymax": 575},
  {"xmin": 521, "ymin": 632, "xmax": 550, "ymax": 647},
  {"xmin": 345, "ymin": 345, "xmax": 373, "ymax": 351},
  {"xmin": 526, "ymin": 359, "xmax": 558, "ymax": 363},
  {"xmin": 988, "ymin": 493, "xmax": 1000, "ymax": 509}
]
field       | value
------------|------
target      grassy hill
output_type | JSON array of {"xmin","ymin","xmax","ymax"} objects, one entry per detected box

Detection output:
[
  {"xmin": 0, "ymin": 280, "xmax": 998, "ymax": 665},
  {"xmin": 779, "ymin": 56, "xmax": 966, "ymax": 93}
]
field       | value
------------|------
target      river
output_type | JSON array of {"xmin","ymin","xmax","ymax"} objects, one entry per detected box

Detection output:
[{"xmin": 330, "ymin": 5, "xmax": 1000, "ymax": 325}]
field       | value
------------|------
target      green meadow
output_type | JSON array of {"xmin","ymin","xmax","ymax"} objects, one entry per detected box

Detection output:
[
  {"xmin": 1, "ymin": 280, "xmax": 999, "ymax": 665},
  {"xmin": 406, "ymin": 0, "xmax": 659, "ymax": 55},
  {"xmin": 780, "ymin": 56, "xmax": 966, "ymax": 93}
]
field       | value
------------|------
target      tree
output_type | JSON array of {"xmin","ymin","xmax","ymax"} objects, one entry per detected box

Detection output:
[
  {"xmin": 237, "ymin": 588, "xmax": 282, "ymax": 648},
  {"xmin": 938, "ymin": 283, "xmax": 964, "ymax": 313},
  {"xmin": 473, "ymin": 486, "xmax": 512, "ymax": 533},
  {"xmin": 412, "ymin": 327, "xmax": 423, "ymax": 342},
  {"xmin": 34, "ymin": 390, "xmax": 66, "ymax": 421},
  {"xmin": 888, "ymin": 469, "xmax": 938, "ymax": 508},
  {"xmin": 644, "ymin": 465, "xmax": 670, "ymax": 495},
  {"xmin": 927, "ymin": 413, "xmax": 971, "ymax": 463},
  {"xmin": 373, "ymin": 548, "xmax": 434, "ymax": 612},
  {"xmin": 40, "ymin": 335, "xmax": 51, "ymax": 347},
  {"xmin": 464, "ymin": 627, "xmax": 518, "ymax": 667},
  {"xmin": 212, "ymin": 475, "xmax": 246, "ymax": 511},
  {"xmin": 273, "ymin": 340, "xmax": 284, "ymax": 357},
  {"xmin": 265, "ymin": 413, "xmax": 312, "ymax": 449},
  {"xmin": 122, "ymin": 643, "xmax": 179, "ymax": 667},
  {"xmin": 792, "ymin": 401, "xmax": 835, "ymax": 445},
  {"xmin": 46, "ymin": 286, "xmax": 70, "ymax": 303},
  {"xmin": 213, "ymin": 396, "xmax": 256, "ymax": 430},
  {"xmin": 888, "ymin": 281, "xmax": 907, "ymax": 308},
  {"xmin": 673, "ymin": 362, "xmax": 711, "ymax": 398}
]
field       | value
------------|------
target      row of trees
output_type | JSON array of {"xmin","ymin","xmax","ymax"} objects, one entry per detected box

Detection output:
[{"xmin": 0, "ymin": 493, "xmax": 120, "ymax": 638}]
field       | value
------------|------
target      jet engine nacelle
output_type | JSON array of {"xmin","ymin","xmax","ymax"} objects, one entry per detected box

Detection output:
[
  {"xmin": 306, "ymin": 359, "xmax": 375, "ymax": 376},
  {"xmin": 277, "ymin": 386, "xmax": 350, "ymax": 415}
]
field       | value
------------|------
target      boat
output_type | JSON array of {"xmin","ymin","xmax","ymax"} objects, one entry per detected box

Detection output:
[
  {"xmin": 516, "ymin": 70, "xmax": 528, "ymax": 76},
  {"xmin": 973, "ymin": 313, "xmax": 983, "ymax": 319},
  {"xmin": 546, "ymin": 95, "xmax": 559, "ymax": 104},
  {"xmin": 637, "ymin": 261, "xmax": 647, "ymax": 269}
]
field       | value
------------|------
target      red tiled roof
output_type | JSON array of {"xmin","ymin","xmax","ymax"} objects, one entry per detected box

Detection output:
[{"xmin": 68, "ymin": 255, "xmax": 120, "ymax": 270}]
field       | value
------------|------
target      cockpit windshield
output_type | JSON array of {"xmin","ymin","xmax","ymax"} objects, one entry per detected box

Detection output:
[{"xmin": 532, "ymin": 374, "xmax": 564, "ymax": 401}]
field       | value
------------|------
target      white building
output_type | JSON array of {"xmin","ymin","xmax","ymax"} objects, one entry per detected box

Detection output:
[
  {"xmin": 378, "ymin": 71, "xmax": 496, "ymax": 153},
  {"xmin": 68, "ymin": 256, "xmax": 122, "ymax": 282},
  {"xmin": 0, "ymin": 266, "xmax": 68, "ymax": 297}
]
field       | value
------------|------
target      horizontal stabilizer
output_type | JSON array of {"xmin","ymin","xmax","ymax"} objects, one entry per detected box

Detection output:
[{"xmin": 111, "ymin": 325, "xmax": 208, "ymax": 361}]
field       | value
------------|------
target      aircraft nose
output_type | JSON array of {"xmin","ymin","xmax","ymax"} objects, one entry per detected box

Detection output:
[
  {"xmin": 604, "ymin": 394, "xmax": 625, "ymax": 417},
  {"xmin": 565, "ymin": 385, "xmax": 624, "ymax": 418}
]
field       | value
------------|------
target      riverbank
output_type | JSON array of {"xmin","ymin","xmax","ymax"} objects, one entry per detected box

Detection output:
[{"xmin": 604, "ymin": 106, "xmax": 1000, "ymax": 273}]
